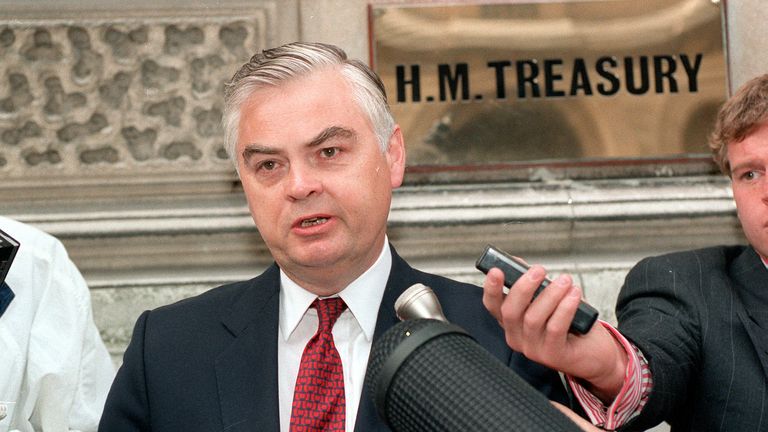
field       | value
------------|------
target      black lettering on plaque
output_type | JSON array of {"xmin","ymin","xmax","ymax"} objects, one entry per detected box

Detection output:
[
  {"xmin": 516, "ymin": 60, "xmax": 540, "ymax": 98},
  {"xmin": 396, "ymin": 64, "xmax": 421, "ymax": 103},
  {"xmin": 596, "ymin": 56, "xmax": 620, "ymax": 96},
  {"xmin": 625, "ymin": 56, "xmax": 650, "ymax": 95},
  {"xmin": 653, "ymin": 55, "xmax": 678, "ymax": 94},
  {"xmin": 570, "ymin": 58, "xmax": 593, "ymax": 96},
  {"xmin": 487, "ymin": 60, "xmax": 511, "ymax": 99},
  {"xmin": 544, "ymin": 59, "xmax": 565, "ymax": 97},
  {"xmin": 680, "ymin": 53, "xmax": 703, "ymax": 92},
  {"xmin": 438, "ymin": 63, "xmax": 470, "ymax": 102}
]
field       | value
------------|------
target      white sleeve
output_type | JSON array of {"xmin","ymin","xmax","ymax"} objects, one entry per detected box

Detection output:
[{"xmin": 23, "ymin": 237, "xmax": 115, "ymax": 432}]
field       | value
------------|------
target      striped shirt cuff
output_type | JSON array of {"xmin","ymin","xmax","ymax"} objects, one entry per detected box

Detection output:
[{"xmin": 567, "ymin": 320, "xmax": 652, "ymax": 430}]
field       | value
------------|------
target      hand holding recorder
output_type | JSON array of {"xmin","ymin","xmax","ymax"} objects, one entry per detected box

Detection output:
[
  {"xmin": 478, "ymin": 245, "xmax": 629, "ymax": 401},
  {"xmin": 476, "ymin": 245, "xmax": 598, "ymax": 334}
]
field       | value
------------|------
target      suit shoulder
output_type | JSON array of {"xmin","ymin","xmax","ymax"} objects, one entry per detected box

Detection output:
[
  {"xmin": 619, "ymin": 245, "xmax": 748, "ymax": 310},
  {"xmin": 407, "ymin": 268, "xmax": 491, "ymax": 323},
  {"xmin": 411, "ymin": 268, "xmax": 480, "ymax": 294},
  {"xmin": 145, "ymin": 263, "xmax": 279, "ymax": 326},
  {"xmin": 147, "ymin": 278, "xmax": 256, "ymax": 324},
  {"xmin": 631, "ymin": 245, "xmax": 746, "ymax": 275}
]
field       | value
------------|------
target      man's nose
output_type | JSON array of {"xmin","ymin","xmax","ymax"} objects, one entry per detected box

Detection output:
[{"xmin": 286, "ymin": 163, "xmax": 322, "ymax": 200}]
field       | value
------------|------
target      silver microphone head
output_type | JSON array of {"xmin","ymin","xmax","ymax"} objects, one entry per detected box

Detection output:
[{"xmin": 394, "ymin": 283, "xmax": 447, "ymax": 322}]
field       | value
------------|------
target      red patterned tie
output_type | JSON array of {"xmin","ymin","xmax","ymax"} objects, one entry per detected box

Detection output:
[{"xmin": 290, "ymin": 298, "xmax": 347, "ymax": 431}]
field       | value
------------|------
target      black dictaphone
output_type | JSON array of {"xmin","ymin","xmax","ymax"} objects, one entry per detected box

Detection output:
[{"xmin": 475, "ymin": 245, "xmax": 598, "ymax": 334}]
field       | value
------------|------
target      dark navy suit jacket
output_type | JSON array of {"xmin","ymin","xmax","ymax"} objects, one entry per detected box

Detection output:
[
  {"xmin": 99, "ymin": 246, "xmax": 568, "ymax": 431},
  {"xmin": 618, "ymin": 246, "xmax": 768, "ymax": 431}
]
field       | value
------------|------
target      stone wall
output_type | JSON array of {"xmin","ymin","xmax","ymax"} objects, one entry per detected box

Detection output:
[{"xmin": 0, "ymin": 5, "xmax": 270, "ymax": 179}]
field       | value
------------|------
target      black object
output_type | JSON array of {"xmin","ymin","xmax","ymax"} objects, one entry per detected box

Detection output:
[
  {"xmin": 0, "ymin": 229, "xmax": 19, "ymax": 285},
  {"xmin": 365, "ymin": 319, "xmax": 581, "ymax": 432},
  {"xmin": 475, "ymin": 245, "xmax": 599, "ymax": 334}
]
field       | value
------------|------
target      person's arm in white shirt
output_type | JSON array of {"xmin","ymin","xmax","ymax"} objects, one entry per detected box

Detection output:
[{"xmin": 17, "ymin": 228, "xmax": 115, "ymax": 432}]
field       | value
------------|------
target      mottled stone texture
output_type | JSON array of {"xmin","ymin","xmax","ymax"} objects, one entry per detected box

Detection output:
[
  {"xmin": 0, "ymin": 15, "xmax": 266, "ymax": 177},
  {"xmin": 91, "ymin": 284, "xmax": 213, "ymax": 361}
]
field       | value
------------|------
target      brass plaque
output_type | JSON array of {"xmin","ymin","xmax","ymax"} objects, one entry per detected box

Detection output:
[{"xmin": 369, "ymin": 0, "xmax": 726, "ymax": 166}]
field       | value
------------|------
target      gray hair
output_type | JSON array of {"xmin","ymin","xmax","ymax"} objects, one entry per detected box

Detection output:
[{"xmin": 222, "ymin": 42, "xmax": 395, "ymax": 165}]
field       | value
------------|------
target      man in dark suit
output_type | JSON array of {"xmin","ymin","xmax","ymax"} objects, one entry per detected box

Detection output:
[
  {"xmin": 483, "ymin": 73, "xmax": 768, "ymax": 431},
  {"xmin": 98, "ymin": 42, "xmax": 570, "ymax": 431}
]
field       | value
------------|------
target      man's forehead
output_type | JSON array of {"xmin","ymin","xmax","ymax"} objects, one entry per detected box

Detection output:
[
  {"xmin": 235, "ymin": 69, "xmax": 373, "ymax": 152},
  {"xmin": 728, "ymin": 133, "xmax": 768, "ymax": 169}
]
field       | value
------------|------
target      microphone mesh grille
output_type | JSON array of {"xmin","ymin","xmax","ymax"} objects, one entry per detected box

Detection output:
[
  {"xmin": 366, "ymin": 319, "xmax": 434, "ymax": 384},
  {"xmin": 367, "ymin": 319, "xmax": 579, "ymax": 432}
]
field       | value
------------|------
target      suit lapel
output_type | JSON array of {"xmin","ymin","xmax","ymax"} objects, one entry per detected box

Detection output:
[
  {"xmin": 213, "ymin": 250, "xmax": 419, "ymax": 432},
  {"xmin": 730, "ymin": 247, "xmax": 768, "ymax": 380},
  {"xmin": 354, "ymin": 247, "xmax": 415, "ymax": 432},
  {"xmin": 215, "ymin": 265, "xmax": 281, "ymax": 432}
]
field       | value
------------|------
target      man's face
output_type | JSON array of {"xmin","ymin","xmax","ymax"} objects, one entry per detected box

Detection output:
[
  {"xmin": 729, "ymin": 121, "xmax": 768, "ymax": 258},
  {"xmin": 235, "ymin": 69, "xmax": 405, "ymax": 294}
]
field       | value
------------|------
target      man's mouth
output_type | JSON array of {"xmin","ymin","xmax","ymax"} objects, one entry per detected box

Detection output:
[{"xmin": 300, "ymin": 217, "xmax": 328, "ymax": 228}]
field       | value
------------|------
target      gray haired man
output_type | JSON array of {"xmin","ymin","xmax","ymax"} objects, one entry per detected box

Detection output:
[{"xmin": 99, "ymin": 42, "xmax": 570, "ymax": 432}]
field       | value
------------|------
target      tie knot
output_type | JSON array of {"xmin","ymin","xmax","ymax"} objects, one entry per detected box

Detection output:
[{"xmin": 313, "ymin": 298, "xmax": 347, "ymax": 331}]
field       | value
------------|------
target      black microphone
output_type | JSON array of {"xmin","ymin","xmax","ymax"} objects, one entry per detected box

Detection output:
[{"xmin": 365, "ymin": 318, "xmax": 581, "ymax": 432}]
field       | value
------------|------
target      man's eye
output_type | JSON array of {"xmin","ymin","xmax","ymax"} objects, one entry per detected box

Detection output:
[
  {"xmin": 321, "ymin": 147, "xmax": 339, "ymax": 158},
  {"xmin": 742, "ymin": 171, "xmax": 758, "ymax": 181},
  {"xmin": 258, "ymin": 160, "xmax": 277, "ymax": 171}
]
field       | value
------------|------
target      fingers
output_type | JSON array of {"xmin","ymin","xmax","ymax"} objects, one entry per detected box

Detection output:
[
  {"xmin": 483, "ymin": 268, "xmax": 504, "ymax": 308},
  {"xmin": 518, "ymin": 273, "xmax": 579, "ymax": 347},
  {"xmin": 483, "ymin": 263, "xmax": 585, "ymax": 366},
  {"xmin": 481, "ymin": 267, "xmax": 506, "ymax": 322},
  {"xmin": 482, "ymin": 265, "xmax": 545, "ymax": 326},
  {"xmin": 501, "ymin": 265, "xmax": 548, "ymax": 328},
  {"xmin": 482, "ymin": 263, "xmax": 582, "ymax": 335},
  {"xmin": 537, "ymin": 276, "xmax": 582, "ymax": 336},
  {"xmin": 482, "ymin": 264, "xmax": 627, "ymax": 392}
]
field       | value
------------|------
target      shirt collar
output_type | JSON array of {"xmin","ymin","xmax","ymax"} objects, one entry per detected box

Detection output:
[{"xmin": 279, "ymin": 239, "xmax": 392, "ymax": 342}]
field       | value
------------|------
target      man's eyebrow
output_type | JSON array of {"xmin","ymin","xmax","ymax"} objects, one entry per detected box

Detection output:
[
  {"xmin": 730, "ymin": 158, "xmax": 759, "ymax": 174},
  {"xmin": 308, "ymin": 126, "xmax": 356, "ymax": 147},
  {"xmin": 240, "ymin": 126, "xmax": 356, "ymax": 162},
  {"xmin": 241, "ymin": 144, "xmax": 278, "ymax": 163}
]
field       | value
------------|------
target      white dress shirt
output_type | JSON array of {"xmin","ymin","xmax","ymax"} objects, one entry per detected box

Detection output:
[
  {"xmin": 277, "ymin": 241, "xmax": 391, "ymax": 432},
  {"xmin": 0, "ymin": 216, "xmax": 115, "ymax": 432}
]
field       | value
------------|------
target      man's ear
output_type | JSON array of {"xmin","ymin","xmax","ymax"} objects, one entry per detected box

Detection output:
[{"xmin": 386, "ymin": 125, "xmax": 406, "ymax": 188}]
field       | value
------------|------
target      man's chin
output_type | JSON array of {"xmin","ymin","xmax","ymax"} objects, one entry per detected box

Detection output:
[{"xmin": 284, "ymin": 246, "xmax": 347, "ymax": 272}]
